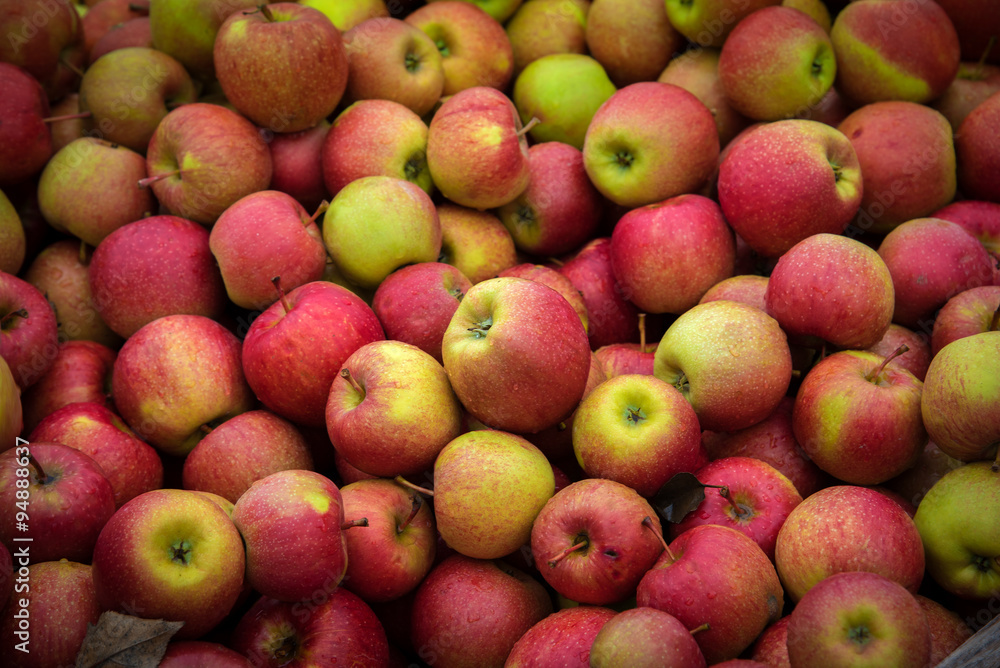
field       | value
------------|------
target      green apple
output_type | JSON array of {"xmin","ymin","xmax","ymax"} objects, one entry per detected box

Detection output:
[
  {"xmin": 437, "ymin": 203, "xmax": 518, "ymax": 284},
  {"xmin": 0, "ymin": 357, "xmax": 21, "ymax": 453},
  {"xmin": 300, "ymin": 0, "xmax": 388, "ymax": 30},
  {"xmin": 665, "ymin": 0, "xmax": 781, "ymax": 48},
  {"xmin": 0, "ymin": 190, "xmax": 24, "ymax": 276},
  {"xmin": 149, "ymin": 0, "xmax": 259, "ymax": 81},
  {"xmin": 429, "ymin": 0, "xmax": 524, "ymax": 23}
]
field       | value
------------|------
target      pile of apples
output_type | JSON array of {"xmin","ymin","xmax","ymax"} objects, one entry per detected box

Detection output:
[{"xmin": 1, "ymin": 0, "xmax": 999, "ymax": 665}]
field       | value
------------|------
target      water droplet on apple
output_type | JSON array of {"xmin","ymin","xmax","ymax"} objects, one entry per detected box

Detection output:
[
  {"xmin": 707, "ymin": 591, "xmax": 717, "ymax": 600},
  {"xmin": 685, "ymin": 598, "xmax": 695, "ymax": 606}
]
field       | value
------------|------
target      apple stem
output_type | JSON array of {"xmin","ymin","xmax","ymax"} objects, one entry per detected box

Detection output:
[
  {"xmin": 639, "ymin": 313, "xmax": 647, "ymax": 353},
  {"xmin": 547, "ymin": 257, "xmax": 564, "ymax": 268},
  {"xmin": 42, "ymin": 111, "xmax": 92, "ymax": 123},
  {"xmin": 394, "ymin": 475, "xmax": 434, "ymax": 497},
  {"xmin": 990, "ymin": 304, "xmax": 1000, "ymax": 332},
  {"xmin": 199, "ymin": 424, "xmax": 214, "ymax": 435},
  {"xmin": 791, "ymin": 369, "xmax": 802, "ymax": 378},
  {"xmin": 259, "ymin": 4, "xmax": 275, "ymax": 21},
  {"xmin": 60, "ymin": 56, "xmax": 84, "ymax": 79},
  {"xmin": 397, "ymin": 494, "xmax": 422, "ymax": 533},
  {"xmin": 308, "ymin": 200, "xmax": 329, "ymax": 225},
  {"xmin": 340, "ymin": 368, "xmax": 364, "ymax": 395},
  {"xmin": 975, "ymin": 35, "xmax": 997, "ymax": 78},
  {"xmin": 642, "ymin": 516, "xmax": 675, "ymax": 562},
  {"xmin": 865, "ymin": 344, "xmax": 909, "ymax": 382},
  {"xmin": 547, "ymin": 538, "xmax": 588, "ymax": 567},
  {"xmin": 0, "ymin": 308, "xmax": 28, "ymax": 329},
  {"xmin": 27, "ymin": 453, "xmax": 48, "ymax": 484},
  {"xmin": 341, "ymin": 518, "xmax": 368, "ymax": 530},
  {"xmin": 78, "ymin": 240, "xmax": 90, "ymax": 266},
  {"xmin": 271, "ymin": 277, "xmax": 293, "ymax": 314},
  {"xmin": 717, "ymin": 486, "xmax": 748, "ymax": 518},
  {"xmin": 137, "ymin": 170, "xmax": 182, "ymax": 189},
  {"xmin": 517, "ymin": 117, "xmax": 540, "ymax": 138},
  {"xmin": 689, "ymin": 623, "xmax": 711, "ymax": 636}
]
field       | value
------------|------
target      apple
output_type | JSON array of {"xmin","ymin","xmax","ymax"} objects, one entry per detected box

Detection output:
[
  {"xmin": 0, "ymin": 189, "xmax": 25, "ymax": 276},
  {"xmin": 718, "ymin": 120, "xmax": 862, "ymax": 258},
  {"xmin": 782, "ymin": 0, "xmax": 831, "ymax": 31},
  {"xmin": 505, "ymin": 0, "xmax": 588, "ymax": 75},
  {"xmin": 916, "ymin": 594, "xmax": 974, "ymax": 665},
  {"xmin": 594, "ymin": 316, "xmax": 656, "ymax": 378},
  {"xmin": 149, "ymin": 0, "xmax": 258, "ymax": 81},
  {"xmin": 299, "ymin": 0, "xmax": 389, "ymax": 30},
  {"xmin": 0, "ymin": 0, "xmax": 85, "ymax": 101},
  {"xmin": 0, "ymin": 358, "xmax": 21, "ymax": 454},
  {"xmin": 765, "ymin": 233, "xmax": 895, "ymax": 349},
  {"xmin": 664, "ymin": 0, "xmax": 780, "ymax": 49},
  {"xmin": 932, "ymin": 286, "xmax": 1000, "ymax": 357},
  {"xmin": 80, "ymin": 0, "xmax": 148, "ymax": 59},
  {"xmin": 0, "ymin": 271, "xmax": 59, "ymax": 390},
  {"xmin": 89, "ymin": 16, "xmax": 154, "ymax": 64},
  {"xmin": 936, "ymin": 0, "xmax": 1000, "ymax": 65},
  {"xmin": 588, "ymin": 607, "xmax": 708, "ymax": 668},
  {"xmin": 582, "ymin": 82, "xmax": 719, "ymax": 209},
  {"xmin": 442, "ymin": 276, "xmax": 591, "ymax": 434},
  {"xmin": 505, "ymin": 605, "xmax": 617, "ymax": 668},
  {"xmin": 933, "ymin": 61, "xmax": 1000, "ymax": 131},
  {"xmin": 92, "ymin": 488, "xmax": 246, "ymax": 639},
  {"xmin": 0, "ymin": 63, "xmax": 52, "ymax": 187},
  {"xmin": 410, "ymin": 555, "xmax": 552, "ymax": 667},
  {"xmin": 428, "ymin": 0, "xmax": 523, "ymax": 23},
  {"xmin": 698, "ymin": 275, "xmax": 768, "ymax": 312},
  {"xmin": 956, "ymin": 89, "xmax": 1000, "ymax": 203},
  {"xmin": 865, "ymin": 323, "xmax": 932, "ymax": 382},
  {"xmin": 159, "ymin": 640, "xmax": 253, "ymax": 667},
  {"xmin": 931, "ymin": 200, "xmax": 1000, "ymax": 284},
  {"xmin": 436, "ymin": 203, "xmax": 518, "ymax": 284},
  {"xmin": 266, "ymin": 121, "xmax": 329, "ymax": 212},
  {"xmin": 182, "ymin": 410, "xmax": 314, "ymax": 504},
  {"xmin": 78, "ymin": 46, "xmax": 197, "ymax": 153},
  {"xmin": 654, "ymin": 300, "xmax": 793, "ymax": 432},
  {"xmin": 786, "ymin": 571, "xmax": 931, "ymax": 668},
  {"xmin": 241, "ymin": 280, "xmax": 385, "ymax": 428},
  {"xmin": 341, "ymin": 17, "xmax": 445, "ymax": 117},
  {"xmin": 750, "ymin": 616, "xmax": 791, "ymax": 666},
  {"xmin": 498, "ymin": 263, "xmax": 588, "ymax": 331},
  {"xmin": 584, "ymin": 0, "xmax": 683, "ymax": 87},
  {"xmin": 774, "ymin": 485, "xmax": 925, "ymax": 602}
]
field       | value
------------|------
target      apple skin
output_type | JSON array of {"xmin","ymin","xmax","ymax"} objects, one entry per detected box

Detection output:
[
  {"xmin": 181, "ymin": 410, "xmax": 314, "ymax": 504},
  {"xmin": 931, "ymin": 200, "xmax": 1000, "ymax": 285},
  {"xmin": 436, "ymin": 204, "xmax": 518, "ymax": 284},
  {"xmin": 159, "ymin": 640, "xmax": 253, "ymax": 668},
  {"xmin": 830, "ymin": 0, "xmax": 961, "ymax": 105},
  {"xmin": 0, "ymin": 358, "xmax": 22, "ymax": 454},
  {"xmin": 505, "ymin": 605, "xmax": 616, "ymax": 668},
  {"xmin": 241, "ymin": 280, "xmax": 385, "ymax": 428},
  {"xmin": 957, "ymin": 90, "xmax": 1000, "ymax": 203},
  {"xmin": 148, "ymin": 0, "xmax": 259, "ymax": 81},
  {"xmin": 774, "ymin": 485, "xmax": 925, "ymax": 603},
  {"xmin": 410, "ymin": 555, "xmax": 553, "ymax": 668},
  {"xmin": 0, "ymin": 270, "xmax": 60, "ymax": 390},
  {"xmin": 300, "ymin": 0, "xmax": 389, "ymax": 30},
  {"xmin": 0, "ymin": 0, "xmax": 85, "ymax": 102},
  {"xmin": 718, "ymin": 120, "xmax": 862, "ymax": 258},
  {"xmin": 664, "ymin": 0, "xmax": 780, "ymax": 49},
  {"xmin": 915, "ymin": 595, "xmax": 974, "ymax": 665},
  {"xmin": 610, "ymin": 193, "xmax": 735, "ymax": 314},
  {"xmin": 89, "ymin": 16, "xmax": 154, "ymax": 64},
  {"xmin": 208, "ymin": 191, "xmax": 327, "ymax": 310},
  {"xmin": 932, "ymin": 286, "xmax": 1000, "ymax": 357},
  {"xmin": 584, "ymin": 0, "xmax": 683, "ymax": 88},
  {"xmin": 786, "ymin": 571, "xmax": 931, "ymax": 668},
  {"xmin": 80, "ymin": 0, "xmax": 148, "ymax": 59},
  {"xmin": 530, "ymin": 478, "xmax": 663, "ymax": 606},
  {"xmin": 92, "ymin": 488, "xmax": 246, "ymax": 640},
  {"xmin": 718, "ymin": 6, "xmax": 836, "ymax": 122},
  {"xmin": 658, "ymin": 47, "xmax": 749, "ymax": 148},
  {"xmin": 933, "ymin": 62, "xmax": 1000, "ymax": 131},
  {"xmin": 266, "ymin": 121, "xmax": 329, "ymax": 212},
  {"xmin": 865, "ymin": 324, "xmax": 932, "ymax": 382},
  {"xmin": 498, "ymin": 263, "xmax": 588, "ymax": 332},
  {"xmin": 441, "ymin": 276, "xmax": 591, "ymax": 434},
  {"xmin": 750, "ymin": 616, "xmax": 791, "ymax": 666},
  {"xmin": 588, "ymin": 607, "xmax": 708, "ymax": 668},
  {"xmin": 572, "ymin": 373, "xmax": 706, "ymax": 498},
  {"xmin": 654, "ymin": 300, "xmax": 793, "ymax": 433},
  {"xmin": 594, "ymin": 342, "xmax": 655, "ymax": 380},
  {"xmin": 582, "ymin": 82, "xmax": 719, "ymax": 209},
  {"xmin": 698, "ymin": 275, "xmax": 769, "ymax": 312},
  {"xmin": 0, "ymin": 189, "xmax": 25, "ymax": 276},
  {"xmin": 0, "ymin": 63, "xmax": 52, "ymax": 186},
  {"xmin": 637, "ymin": 524, "xmax": 784, "ymax": 664},
  {"xmin": 505, "ymin": 0, "xmax": 588, "ymax": 75},
  {"xmin": 0, "ymin": 442, "xmax": 116, "ymax": 564},
  {"xmin": 765, "ymin": 233, "xmax": 895, "ymax": 350}
]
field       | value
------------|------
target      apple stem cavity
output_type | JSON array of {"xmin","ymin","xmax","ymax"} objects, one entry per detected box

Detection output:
[
  {"xmin": 42, "ymin": 111, "xmax": 92, "ymax": 123},
  {"xmin": 717, "ymin": 486, "xmax": 749, "ymax": 518},
  {"xmin": 865, "ymin": 344, "xmax": 909, "ymax": 382},
  {"xmin": 397, "ymin": 494, "xmax": 422, "ymax": 534},
  {"xmin": 467, "ymin": 317, "xmax": 492, "ymax": 339},
  {"xmin": 137, "ymin": 170, "xmax": 182, "ymax": 189},
  {"xmin": 0, "ymin": 308, "xmax": 28, "ymax": 329},
  {"xmin": 170, "ymin": 540, "xmax": 193, "ymax": 565},
  {"xmin": 271, "ymin": 276, "xmax": 293, "ymax": 314},
  {"xmin": 689, "ymin": 623, "xmax": 711, "ymax": 635},
  {"xmin": 642, "ymin": 516, "xmax": 675, "ymax": 562},
  {"xmin": 547, "ymin": 537, "xmax": 588, "ymax": 567},
  {"xmin": 308, "ymin": 200, "xmax": 329, "ymax": 225},
  {"xmin": 341, "ymin": 518, "xmax": 369, "ymax": 530},
  {"xmin": 340, "ymin": 368, "xmax": 365, "ymax": 396},
  {"xmin": 394, "ymin": 475, "xmax": 434, "ymax": 497},
  {"xmin": 517, "ymin": 117, "xmax": 540, "ymax": 138}
]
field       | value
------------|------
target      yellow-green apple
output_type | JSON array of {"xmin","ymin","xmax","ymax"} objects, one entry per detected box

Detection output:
[
  {"xmin": 839, "ymin": 102, "xmax": 956, "ymax": 235},
  {"xmin": 931, "ymin": 200, "xmax": 1000, "ymax": 285},
  {"xmin": 698, "ymin": 275, "xmax": 769, "ymax": 312},
  {"xmin": 588, "ymin": 607, "xmax": 708, "ymax": 668},
  {"xmin": 339, "ymin": 478, "xmax": 436, "ymax": 603},
  {"xmin": 214, "ymin": 4, "xmax": 348, "ymax": 133},
  {"xmin": 865, "ymin": 324, "xmax": 932, "ymax": 382},
  {"xmin": 921, "ymin": 332, "xmax": 1000, "ymax": 462},
  {"xmin": 0, "ymin": 560, "xmax": 100, "ymax": 668},
  {"xmin": 582, "ymin": 82, "xmax": 719, "ymax": 208},
  {"xmin": 610, "ymin": 193, "xmax": 735, "ymax": 313},
  {"xmin": 321, "ymin": 99, "xmax": 433, "ymax": 197},
  {"xmin": 159, "ymin": 640, "xmax": 254, "ymax": 667},
  {"xmin": 149, "ymin": 0, "xmax": 258, "ymax": 81},
  {"xmin": 830, "ymin": 0, "xmax": 960, "ymax": 105},
  {"xmin": 637, "ymin": 524, "xmax": 784, "ymax": 664},
  {"xmin": 89, "ymin": 16, "xmax": 154, "ymax": 64},
  {"xmin": 557, "ymin": 237, "xmax": 640, "ymax": 349},
  {"xmin": 765, "ymin": 233, "xmax": 895, "ymax": 349},
  {"xmin": 429, "ymin": 429, "xmax": 554, "ymax": 558},
  {"xmin": 933, "ymin": 62, "xmax": 1000, "ymax": 131},
  {"xmin": 241, "ymin": 280, "xmax": 385, "ymax": 427},
  {"xmin": 878, "ymin": 218, "xmax": 996, "ymax": 329},
  {"xmin": 181, "ymin": 410, "xmax": 314, "ymax": 504},
  {"xmin": 506, "ymin": 605, "xmax": 617, "ymax": 668},
  {"xmin": 436, "ymin": 203, "xmax": 518, "ymax": 284},
  {"xmin": 30, "ymin": 403, "xmax": 164, "ymax": 508},
  {"xmin": 718, "ymin": 120, "xmax": 862, "ymax": 257},
  {"xmin": 143, "ymin": 103, "xmax": 273, "ymax": 226},
  {"xmin": 718, "ymin": 6, "xmax": 835, "ymax": 122},
  {"xmin": 426, "ymin": 86, "xmax": 531, "ymax": 210},
  {"xmin": 78, "ymin": 47, "xmax": 197, "ymax": 152},
  {"xmin": 750, "ymin": 616, "xmax": 791, "ymax": 666},
  {"xmin": 497, "ymin": 142, "xmax": 602, "ymax": 257},
  {"xmin": 405, "ymin": 1, "xmax": 513, "ymax": 95},
  {"xmin": 442, "ymin": 277, "xmax": 591, "ymax": 433},
  {"xmin": 0, "ymin": 64, "xmax": 51, "ymax": 187},
  {"xmin": 327, "ymin": 340, "xmax": 463, "ymax": 477},
  {"xmin": 23, "ymin": 241, "xmax": 120, "ymax": 347},
  {"xmin": 933, "ymin": 286, "xmax": 1000, "ymax": 357},
  {"xmin": 916, "ymin": 594, "xmax": 974, "ymax": 665},
  {"xmin": 322, "ymin": 176, "xmax": 441, "ymax": 290},
  {"xmin": 0, "ymin": 189, "xmax": 25, "ymax": 276},
  {"xmin": 0, "ymin": 358, "xmax": 21, "ymax": 453},
  {"xmin": 786, "ymin": 571, "xmax": 931, "ymax": 668},
  {"xmin": 209, "ymin": 191, "xmax": 327, "ymax": 310},
  {"xmin": 957, "ymin": 89, "xmax": 1000, "ymax": 203},
  {"xmin": 231, "ymin": 588, "xmax": 390, "ymax": 667},
  {"xmin": 299, "ymin": 0, "xmax": 388, "ymax": 30},
  {"xmin": 505, "ymin": 0, "xmax": 588, "ymax": 75},
  {"xmin": 654, "ymin": 300, "xmax": 792, "ymax": 432},
  {"xmin": 584, "ymin": 0, "xmax": 683, "ymax": 87},
  {"xmin": 658, "ymin": 48, "xmax": 749, "ymax": 148},
  {"xmin": 341, "ymin": 17, "xmax": 445, "ymax": 117},
  {"xmin": 79, "ymin": 0, "xmax": 147, "ymax": 59},
  {"xmin": 512, "ymin": 54, "xmax": 616, "ymax": 150},
  {"xmin": 782, "ymin": 0, "xmax": 831, "ymax": 32},
  {"xmin": 410, "ymin": 554, "xmax": 552, "ymax": 667},
  {"xmin": 792, "ymin": 348, "xmax": 927, "ymax": 485},
  {"xmin": 774, "ymin": 485, "xmax": 925, "ymax": 602},
  {"xmin": 112, "ymin": 314, "xmax": 255, "ymax": 456},
  {"xmin": 428, "ymin": 0, "xmax": 523, "ymax": 22},
  {"xmin": 498, "ymin": 263, "xmax": 588, "ymax": 331},
  {"xmin": 0, "ymin": 271, "xmax": 59, "ymax": 390},
  {"xmin": 669, "ymin": 456, "xmax": 803, "ymax": 561},
  {"xmin": 0, "ymin": 443, "xmax": 115, "ymax": 563},
  {"xmin": 91, "ymin": 488, "xmax": 246, "ymax": 639},
  {"xmin": 530, "ymin": 478, "xmax": 663, "ymax": 605},
  {"xmin": 267, "ymin": 121, "xmax": 329, "ymax": 212},
  {"xmin": 232, "ymin": 470, "xmax": 361, "ymax": 602},
  {"xmin": 664, "ymin": 0, "xmax": 780, "ymax": 48},
  {"xmin": 0, "ymin": 0, "xmax": 85, "ymax": 101},
  {"xmin": 371, "ymin": 262, "xmax": 472, "ymax": 364},
  {"xmin": 37, "ymin": 138, "xmax": 155, "ymax": 248},
  {"xmin": 89, "ymin": 215, "xmax": 227, "ymax": 338},
  {"xmin": 572, "ymin": 374, "xmax": 705, "ymax": 497}
]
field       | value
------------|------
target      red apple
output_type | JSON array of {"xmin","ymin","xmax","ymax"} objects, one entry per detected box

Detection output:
[
  {"xmin": 588, "ymin": 607, "xmax": 708, "ymax": 668},
  {"xmin": 0, "ymin": 63, "xmax": 52, "ymax": 186},
  {"xmin": 864, "ymin": 323, "xmax": 932, "ymax": 382},
  {"xmin": 0, "ymin": 271, "xmax": 59, "ymax": 390},
  {"xmin": 19, "ymin": 339, "xmax": 115, "ymax": 433},
  {"xmin": 956, "ymin": 89, "xmax": 1000, "ymax": 203},
  {"xmin": 266, "ymin": 121, "xmax": 330, "ymax": 212},
  {"xmin": 159, "ymin": 640, "xmax": 253, "ymax": 667},
  {"xmin": 0, "ymin": 0, "xmax": 85, "ymax": 101},
  {"xmin": 698, "ymin": 274, "xmax": 768, "ymax": 312},
  {"xmin": 931, "ymin": 199, "xmax": 1000, "ymax": 285}
]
